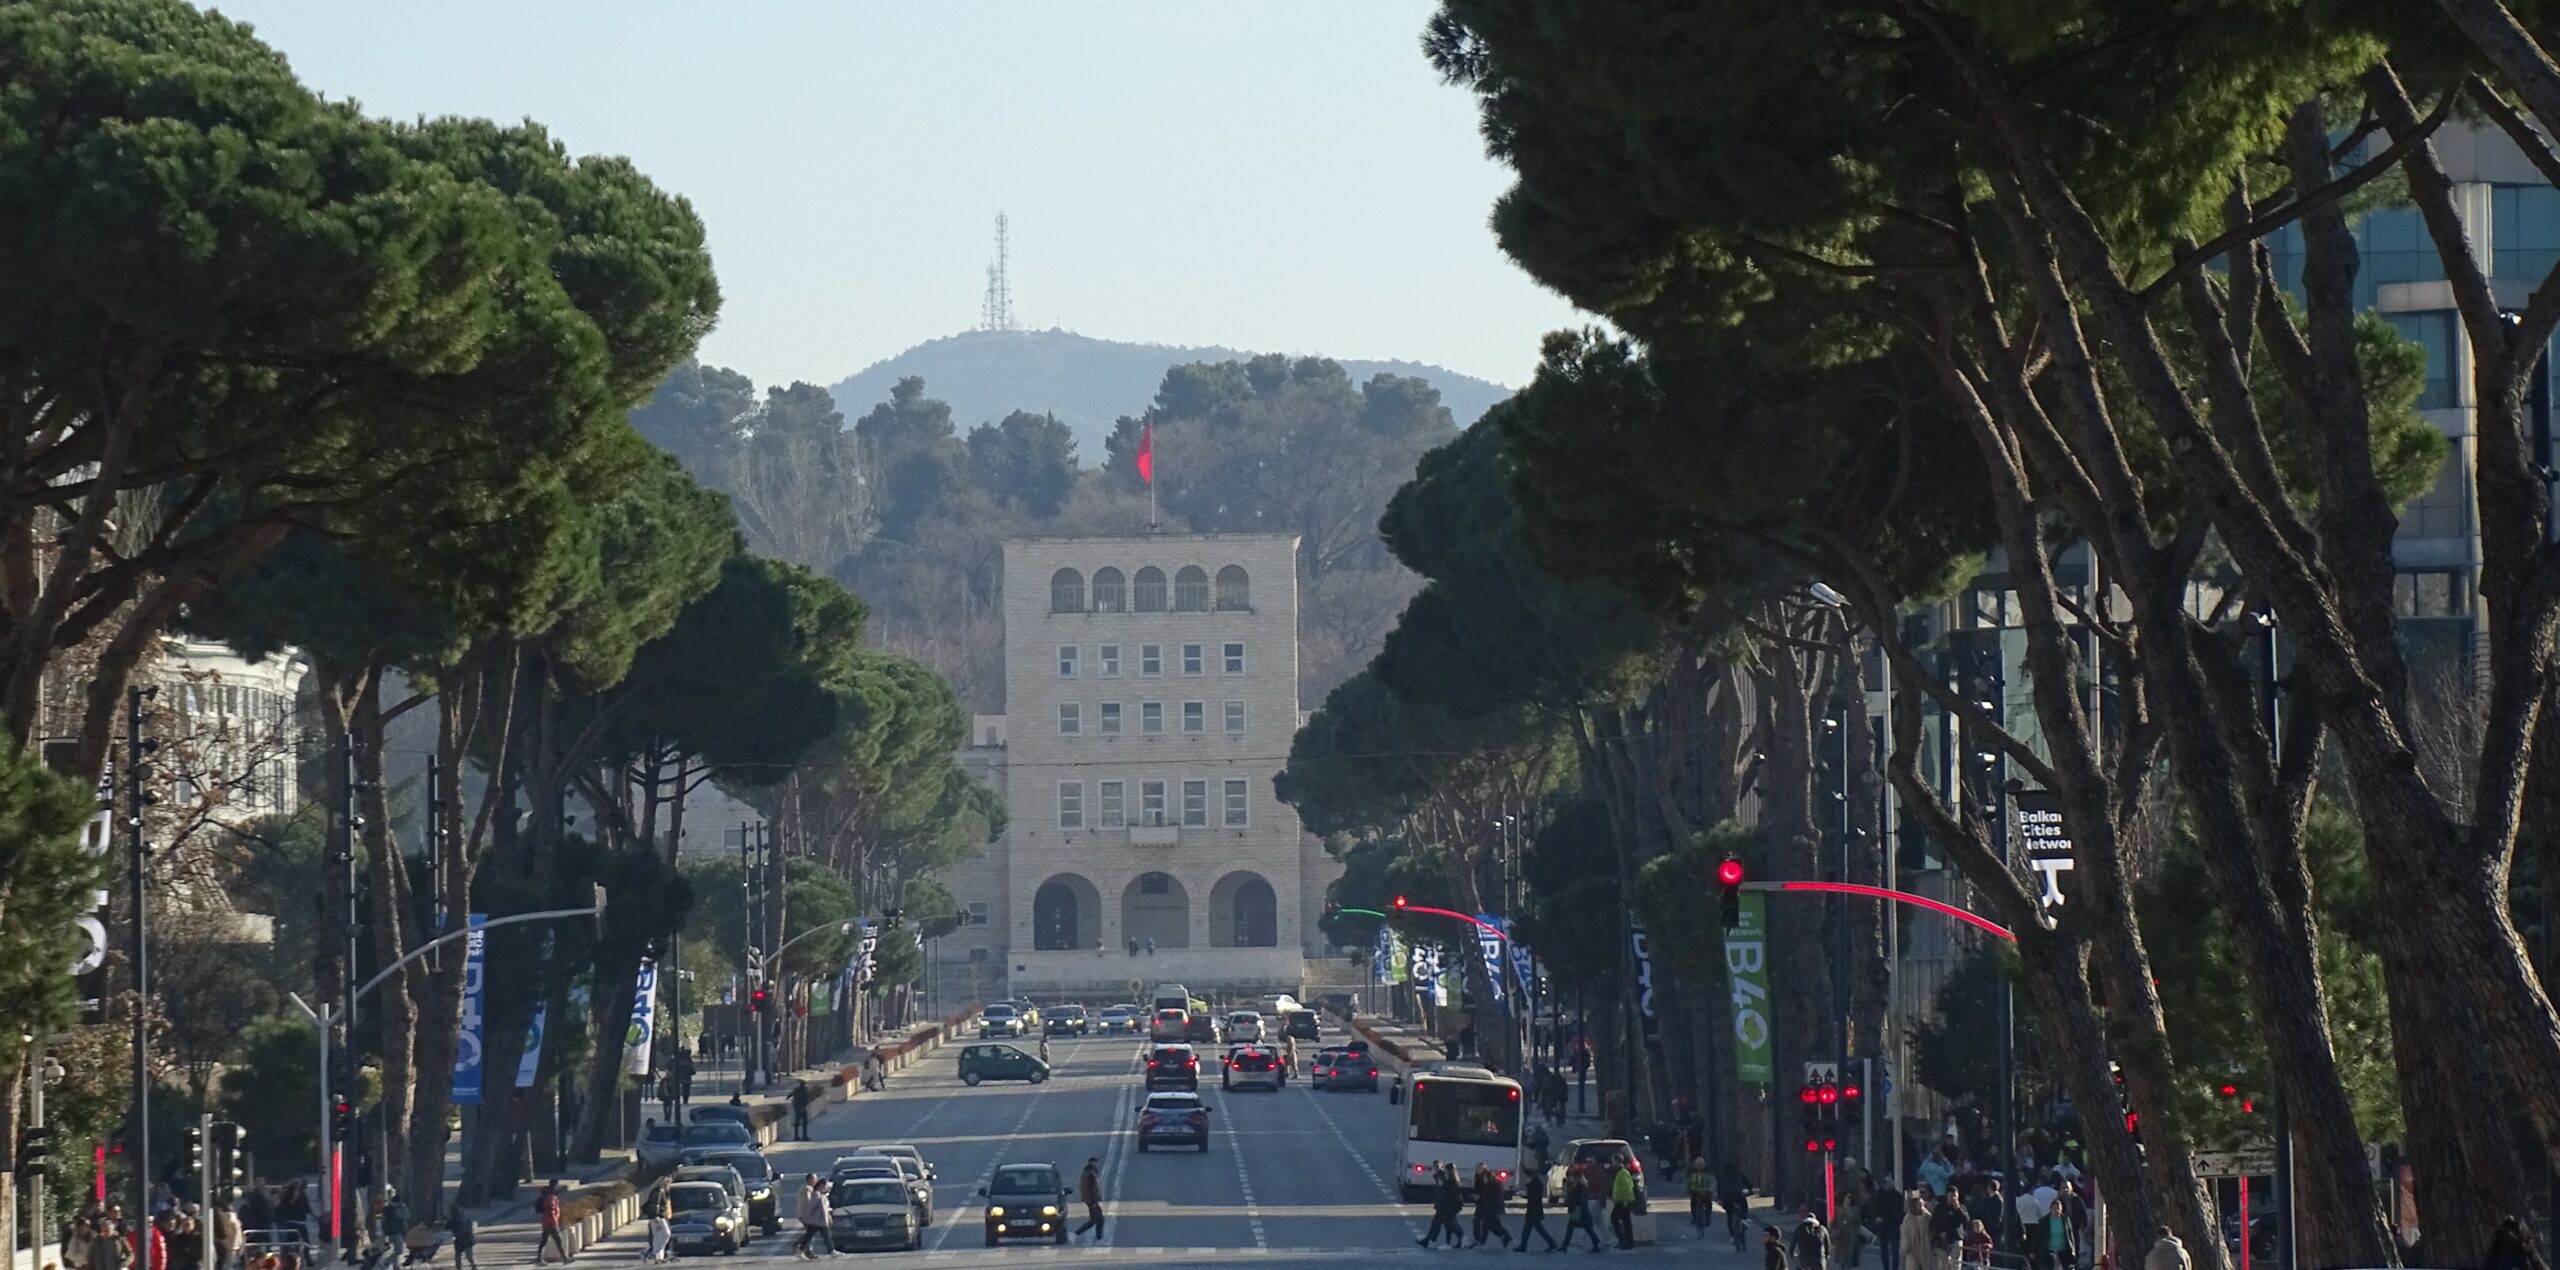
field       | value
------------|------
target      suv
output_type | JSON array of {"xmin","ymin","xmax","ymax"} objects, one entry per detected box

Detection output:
[
  {"xmin": 958, "ymin": 1043, "xmax": 1050, "ymax": 1085},
  {"xmin": 1546, "ymin": 1139, "xmax": 1645, "ymax": 1203},
  {"xmin": 978, "ymin": 1004, "xmax": 1022, "ymax": 1037},
  {"xmin": 1134, "ymin": 1090, "xmax": 1213, "ymax": 1152},
  {"xmin": 1044, "ymin": 1004, "xmax": 1089, "ymax": 1036},
  {"xmin": 1312, "ymin": 1048, "xmax": 1379, "ymax": 1092},
  {"xmin": 1149, "ymin": 1007, "xmax": 1188, "ymax": 1040},
  {"xmin": 978, "ymin": 1162, "xmax": 1070, "ymax": 1246},
  {"xmin": 1224, "ymin": 1011, "xmax": 1264, "ymax": 1043},
  {"xmin": 700, "ymin": 1151, "xmax": 780, "ymax": 1234},
  {"xmin": 1282, "ymin": 1009, "xmax": 1321, "ymax": 1040},
  {"xmin": 1145, "ymin": 1043, "xmax": 1200, "ymax": 1090},
  {"xmin": 1222, "ymin": 1045, "xmax": 1282, "ymax": 1092}
]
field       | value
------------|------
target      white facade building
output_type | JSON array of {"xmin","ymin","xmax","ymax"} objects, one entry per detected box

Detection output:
[{"xmin": 929, "ymin": 533, "xmax": 1336, "ymax": 1002}]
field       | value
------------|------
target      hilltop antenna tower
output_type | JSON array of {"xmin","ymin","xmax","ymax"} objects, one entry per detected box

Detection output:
[{"xmin": 980, "ymin": 213, "xmax": 1017, "ymax": 331}]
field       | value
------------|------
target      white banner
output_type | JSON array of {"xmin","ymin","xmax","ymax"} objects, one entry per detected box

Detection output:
[{"xmin": 623, "ymin": 958, "xmax": 659, "ymax": 1076}]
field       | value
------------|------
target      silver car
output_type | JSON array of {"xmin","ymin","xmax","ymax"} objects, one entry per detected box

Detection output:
[
  {"xmin": 664, "ymin": 1181, "xmax": 746, "ymax": 1255},
  {"xmin": 827, "ymin": 1178, "xmax": 921, "ymax": 1252}
]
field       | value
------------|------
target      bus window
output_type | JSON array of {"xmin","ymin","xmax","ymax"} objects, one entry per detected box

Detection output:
[{"xmin": 1410, "ymin": 1083, "xmax": 1521, "ymax": 1147}]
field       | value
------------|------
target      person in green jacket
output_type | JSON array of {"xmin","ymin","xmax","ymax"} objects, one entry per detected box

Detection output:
[{"xmin": 1609, "ymin": 1165, "xmax": 1639, "ymax": 1249}]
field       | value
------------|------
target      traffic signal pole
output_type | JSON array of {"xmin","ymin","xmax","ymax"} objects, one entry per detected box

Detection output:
[
  {"xmin": 286, "ymin": 994, "xmax": 338, "ymax": 1261},
  {"xmin": 197, "ymin": 1113, "xmax": 214, "ymax": 1270},
  {"xmin": 125, "ymin": 686, "xmax": 153, "ymax": 1230}
]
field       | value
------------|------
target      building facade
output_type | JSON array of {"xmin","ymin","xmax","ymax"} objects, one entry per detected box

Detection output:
[{"xmin": 928, "ymin": 533, "xmax": 1332, "ymax": 1002}]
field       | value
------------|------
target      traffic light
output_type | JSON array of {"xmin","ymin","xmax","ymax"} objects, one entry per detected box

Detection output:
[
  {"xmin": 183, "ymin": 1124, "xmax": 203, "ymax": 1174},
  {"xmin": 330, "ymin": 1094, "xmax": 354, "ymax": 1139},
  {"xmin": 214, "ymin": 1123, "xmax": 247, "ymax": 1202},
  {"xmin": 750, "ymin": 986, "xmax": 770, "ymax": 1015},
  {"xmin": 1839, "ymin": 1080, "xmax": 1862, "ymax": 1125},
  {"xmin": 1392, "ymin": 895, "xmax": 1409, "ymax": 911},
  {"xmin": 1718, "ymin": 858, "xmax": 1745, "ymax": 929},
  {"xmin": 1321, "ymin": 903, "xmax": 1342, "ymax": 925},
  {"xmin": 16, "ymin": 1126, "xmax": 53, "ymax": 1177}
]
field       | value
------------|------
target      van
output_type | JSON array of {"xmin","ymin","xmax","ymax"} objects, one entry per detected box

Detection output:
[{"xmin": 1151, "ymin": 983, "xmax": 1192, "ymax": 1012}]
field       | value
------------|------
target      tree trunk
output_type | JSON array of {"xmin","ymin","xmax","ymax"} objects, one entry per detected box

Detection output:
[{"xmin": 568, "ymin": 955, "xmax": 642, "ymax": 1162}]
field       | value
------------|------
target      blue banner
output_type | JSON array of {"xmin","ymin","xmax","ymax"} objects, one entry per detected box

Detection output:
[
  {"xmin": 624, "ymin": 958, "xmax": 660, "ymax": 1076},
  {"xmin": 1475, "ymin": 914, "xmax": 1510, "ymax": 1015},
  {"xmin": 452, "ymin": 914, "xmax": 488, "ymax": 1103},
  {"xmin": 515, "ymin": 1003, "xmax": 546, "ymax": 1088}
]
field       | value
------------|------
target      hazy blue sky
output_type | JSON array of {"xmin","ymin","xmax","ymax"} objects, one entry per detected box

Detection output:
[{"xmin": 205, "ymin": 2, "xmax": 1585, "ymax": 393}]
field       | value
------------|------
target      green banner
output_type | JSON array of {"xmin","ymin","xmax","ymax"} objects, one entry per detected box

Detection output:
[{"xmin": 1726, "ymin": 893, "xmax": 1773, "ymax": 1084}]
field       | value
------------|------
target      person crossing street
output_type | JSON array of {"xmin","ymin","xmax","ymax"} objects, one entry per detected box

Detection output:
[
  {"xmin": 1560, "ymin": 1167, "xmax": 1603, "ymax": 1252},
  {"xmin": 1517, "ymin": 1173, "xmax": 1560, "ymax": 1252},
  {"xmin": 1074, "ymin": 1159, "xmax": 1106, "ymax": 1243},
  {"xmin": 791, "ymin": 1176, "xmax": 831, "ymax": 1259},
  {"xmin": 1608, "ymin": 1162, "xmax": 1639, "ymax": 1250}
]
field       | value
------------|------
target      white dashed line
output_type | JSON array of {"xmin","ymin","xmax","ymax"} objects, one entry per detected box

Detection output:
[
  {"xmin": 1225, "ymin": 1110, "xmax": 1268, "ymax": 1250},
  {"xmin": 1295, "ymin": 1066, "xmax": 1425, "ymax": 1242}
]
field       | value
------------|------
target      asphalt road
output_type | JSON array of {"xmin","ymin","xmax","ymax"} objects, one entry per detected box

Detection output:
[{"xmin": 579, "ymin": 1024, "xmax": 1749, "ymax": 1269}]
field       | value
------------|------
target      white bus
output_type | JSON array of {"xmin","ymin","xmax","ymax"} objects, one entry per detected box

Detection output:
[{"xmin": 1397, "ymin": 1063, "xmax": 1525, "ymax": 1202}]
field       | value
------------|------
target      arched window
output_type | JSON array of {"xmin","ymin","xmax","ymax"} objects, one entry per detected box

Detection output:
[
  {"xmin": 1209, "ymin": 872, "xmax": 1278, "ymax": 948},
  {"xmin": 1033, "ymin": 879, "xmax": 1082, "ymax": 951},
  {"xmin": 1091, "ymin": 567, "xmax": 1127, "ymax": 613},
  {"xmin": 1173, "ymin": 565, "xmax": 1210, "ymax": 611},
  {"xmin": 1121, "ymin": 872, "xmax": 1190, "ymax": 949},
  {"xmin": 1214, "ymin": 565, "xmax": 1250, "ymax": 611},
  {"xmin": 1050, "ymin": 568, "xmax": 1085, "ymax": 614},
  {"xmin": 1133, "ymin": 567, "xmax": 1168, "ymax": 612}
]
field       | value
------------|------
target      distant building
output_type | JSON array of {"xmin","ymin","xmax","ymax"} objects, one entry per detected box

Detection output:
[{"xmin": 929, "ymin": 533, "xmax": 1339, "ymax": 1002}]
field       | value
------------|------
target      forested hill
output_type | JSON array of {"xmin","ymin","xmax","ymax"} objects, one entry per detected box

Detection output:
[{"xmin": 829, "ymin": 328, "xmax": 1509, "ymax": 451}]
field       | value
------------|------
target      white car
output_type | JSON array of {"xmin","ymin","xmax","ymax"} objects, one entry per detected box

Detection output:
[
  {"xmin": 1257, "ymin": 993, "xmax": 1302, "ymax": 1018},
  {"xmin": 1225, "ymin": 1011, "xmax": 1264, "ymax": 1042},
  {"xmin": 828, "ymin": 1177, "xmax": 922, "ymax": 1252}
]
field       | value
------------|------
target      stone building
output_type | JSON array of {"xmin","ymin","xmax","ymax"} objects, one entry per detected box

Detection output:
[{"xmin": 928, "ymin": 532, "xmax": 1335, "ymax": 1003}]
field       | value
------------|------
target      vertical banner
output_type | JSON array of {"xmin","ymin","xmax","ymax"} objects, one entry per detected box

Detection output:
[
  {"xmin": 1726, "ymin": 893, "xmax": 1773, "ymax": 1083},
  {"xmin": 1475, "ymin": 914, "xmax": 1511, "ymax": 1015},
  {"xmin": 1410, "ymin": 943, "xmax": 1440, "ymax": 999},
  {"xmin": 451, "ymin": 914, "xmax": 489, "ymax": 1104},
  {"xmin": 516, "ymin": 1003, "xmax": 548, "ymax": 1088},
  {"xmin": 624, "ymin": 958, "xmax": 660, "ymax": 1076},
  {"xmin": 2011, "ymin": 789, "xmax": 2076, "ymax": 908},
  {"xmin": 1629, "ymin": 921, "xmax": 1660, "ymax": 1039}
]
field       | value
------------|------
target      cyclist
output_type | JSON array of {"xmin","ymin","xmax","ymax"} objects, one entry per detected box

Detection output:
[
  {"xmin": 1718, "ymin": 1162, "xmax": 1753, "ymax": 1252},
  {"xmin": 1689, "ymin": 1157, "xmax": 1715, "ymax": 1235}
]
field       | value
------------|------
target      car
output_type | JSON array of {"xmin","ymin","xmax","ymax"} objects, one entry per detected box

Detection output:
[
  {"xmin": 1149, "ymin": 1007, "xmax": 1188, "ymax": 1041},
  {"xmin": 678, "ymin": 1121, "xmax": 758, "ymax": 1164},
  {"xmin": 1002, "ymin": 999, "xmax": 1042, "ymax": 1031},
  {"xmin": 828, "ymin": 1154, "xmax": 932, "ymax": 1226},
  {"xmin": 637, "ymin": 1120, "xmax": 686, "ymax": 1168},
  {"xmin": 1135, "ymin": 1090, "xmax": 1214, "ymax": 1152},
  {"xmin": 826, "ymin": 1177, "xmax": 922, "ymax": 1252},
  {"xmin": 978, "ymin": 1162, "xmax": 1071, "ymax": 1246},
  {"xmin": 1184, "ymin": 1010, "xmax": 1222, "ymax": 1045},
  {"xmin": 699, "ymin": 1152, "xmax": 781, "ymax": 1235},
  {"xmin": 663, "ymin": 1181, "xmax": 747, "ymax": 1255},
  {"xmin": 1256, "ymin": 993, "xmax": 1303, "ymax": 1018},
  {"xmin": 1097, "ymin": 1005, "xmax": 1140, "ymax": 1034},
  {"xmin": 958, "ymin": 1042, "xmax": 1051, "ymax": 1086},
  {"xmin": 1313, "ymin": 1048, "xmax": 1379, "ymax": 1092},
  {"xmin": 1545, "ymin": 1139, "xmax": 1645, "ymax": 1203},
  {"xmin": 1145, "ymin": 1043, "xmax": 1200, "ymax": 1090},
  {"xmin": 673, "ymin": 1163, "xmax": 752, "ymax": 1239},
  {"xmin": 1222, "ymin": 1045, "xmax": 1282, "ymax": 1092},
  {"xmin": 979, "ymin": 1004, "xmax": 1023, "ymax": 1037},
  {"xmin": 853, "ymin": 1144, "xmax": 936, "ymax": 1187},
  {"xmin": 1282, "ymin": 1009, "xmax": 1321, "ymax": 1041},
  {"xmin": 1225, "ymin": 1011, "xmax": 1265, "ymax": 1043},
  {"xmin": 684, "ymin": 1105, "xmax": 756, "ymax": 1131},
  {"xmin": 1044, "ymin": 1005, "xmax": 1089, "ymax": 1036}
]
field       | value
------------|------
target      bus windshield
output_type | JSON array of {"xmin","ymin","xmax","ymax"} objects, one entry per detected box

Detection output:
[{"xmin": 1409, "ymin": 1080, "xmax": 1521, "ymax": 1147}]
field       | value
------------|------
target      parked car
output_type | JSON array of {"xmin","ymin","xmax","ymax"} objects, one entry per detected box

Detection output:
[
  {"xmin": 1144, "ymin": 1043, "xmax": 1200, "ymax": 1091},
  {"xmin": 663, "ymin": 1181, "xmax": 747, "ymax": 1255},
  {"xmin": 1224, "ymin": 1011, "xmax": 1265, "ymax": 1043},
  {"xmin": 1135, "ymin": 1091, "xmax": 1213, "ymax": 1152},
  {"xmin": 978, "ymin": 1163, "xmax": 1071, "ymax": 1246},
  {"xmin": 1312, "ymin": 1048, "xmax": 1379, "ymax": 1092},
  {"xmin": 1097, "ymin": 1005, "xmax": 1141, "ymax": 1034},
  {"xmin": 978, "ymin": 1004, "xmax": 1023, "ymax": 1038},
  {"xmin": 1044, "ymin": 1004, "xmax": 1089, "ymax": 1036},
  {"xmin": 1545, "ymin": 1139, "xmax": 1645, "ymax": 1203},
  {"xmin": 636, "ymin": 1120, "xmax": 686, "ymax": 1168},
  {"xmin": 958, "ymin": 1043, "xmax": 1051, "ymax": 1086},
  {"xmin": 699, "ymin": 1151, "xmax": 780, "ymax": 1235},
  {"xmin": 1282, "ymin": 1009, "xmax": 1322, "ymax": 1041},
  {"xmin": 678, "ymin": 1121, "xmax": 758, "ymax": 1164},
  {"xmin": 1222, "ymin": 1045, "xmax": 1283, "ymax": 1092},
  {"xmin": 827, "ymin": 1178, "xmax": 921, "ymax": 1252}
]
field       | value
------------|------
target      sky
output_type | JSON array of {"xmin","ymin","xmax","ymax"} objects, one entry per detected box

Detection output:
[{"xmin": 204, "ymin": 1, "xmax": 1587, "ymax": 392}]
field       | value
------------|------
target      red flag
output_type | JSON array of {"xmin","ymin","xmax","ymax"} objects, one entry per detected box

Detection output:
[{"xmin": 1135, "ymin": 418, "xmax": 1155, "ymax": 484}]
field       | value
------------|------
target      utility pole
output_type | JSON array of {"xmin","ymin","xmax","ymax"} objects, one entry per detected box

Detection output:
[
  {"xmin": 125, "ymin": 685, "xmax": 154, "ymax": 1225},
  {"xmin": 336, "ymin": 732, "xmax": 363, "ymax": 1260}
]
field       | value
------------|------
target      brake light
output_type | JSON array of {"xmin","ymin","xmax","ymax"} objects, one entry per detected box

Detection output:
[
  {"xmin": 1186, "ymin": 1056, "xmax": 1197, "ymax": 1067},
  {"xmin": 1412, "ymin": 1164, "xmax": 1429, "ymax": 1174},
  {"xmin": 1497, "ymin": 1171, "xmax": 1511, "ymax": 1181},
  {"xmin": 1631, "ymin": 1159, "xmax": 1644, "ymax": 1174},
  {"xmin": 1509, "ymin": 1089, "xmax": 1520, "ymax": 1101}
]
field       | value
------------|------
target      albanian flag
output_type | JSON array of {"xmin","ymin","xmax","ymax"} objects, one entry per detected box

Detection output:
[{"xmin": 1136, "ymin": 418, "xmax": 1155, "ymax": 484}]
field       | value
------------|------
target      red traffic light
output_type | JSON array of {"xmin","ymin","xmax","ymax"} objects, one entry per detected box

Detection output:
[
  {"xmin": 1817, "ymin": 1084, "xmax": 1840, "ymax": 1105},
  {"xmin": 1798, "ymin": 1086, "xmax": 1819, "ymax": 1105},
  {"xmin": 2217, "ymin": 1084, "xmax": 2238, "ymax": 1098},
  {"xmin": 1717, "ymin": 858, "xmax": 1745, "ymax": 887},
  {"xmin": 1803, "ymin": 1138, "xmax": 1822, "ymax": 1153},
  {"xmin": 1840, "ymin": 1084, "xmax": 1860, "ymax": 1101},
  {"xmin": 1392, "ymin": 895, "xmax": 1409, "ymax": 910}
]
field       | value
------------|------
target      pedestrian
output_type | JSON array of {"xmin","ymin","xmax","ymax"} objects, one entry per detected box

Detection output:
[
  {"xmin": 1900, "ymin": 1195, "xmax": 1934, "ymax": 1270},
  {"xmin": 657, "ymin": 1073, "xmax": 678, "ymax": 1125},
  {"xmin": 1765, "ymin": 1228, "xmax": 1789, "ymax": 1270},
  {"xmin": 2141, "ymin": 1228, "xmax": 2188, "ymax": 1270},
  {"xmin": 1786, "ymin": 1212, "xmax": 1826, "ymax": 1270},
  {"xmin": 90, "ymin": 1220, "xmax": 127, "ymax": 1270},
  {"xmin": 2488, "ymin": 1218, "xmax": 2554, "ymax": 1270},
  {"xmin": 1960, "ymin": 1222, "xmax": 1992, "ymax": 1270},
  {"xmin": 1560, "ymin": 1168, "xmax": 1603, "ymax": 1252},
  {"xmin": 1716, "ymin": 1164, "xmax": 1751, "ymax": 1252},
  {"xmin": 1608, "ymin": 1163, "xmax": 1639, "ymax": 1251},
  {"xmin": 239, "ymin": 1189, "xmax": 275, "ymax": 1243},
  {"xmin": 642, "ymin": 1180, "xmax": 673, "ymax": 1263},
  {"xmin": 674, "ymin": 1051, "xmax": 697, "ymax": 1109},
  {"xmin": 213, "ymin": 1202, "xmax": 241, "ymax": 1270},
  {"xmin": 791, "ymin": 1176, "xmax": 830, "ymax": 1260},
  {"xmin": 2033, "ymin": 1200, "xmax": 2076, "ymax": 1270},
  {"xmin": 1917, "ymin": 1152, "xmax": 1952, "ymax": 1199},
  {"xmin": 1967, "ymin": 1182, "xmax": 2005, "ymax": 1256},
  {"xmin": 1929, "ymin": 1193, "xmax": 1966, "ymax": 1270},
  {"xmin": 532, "ymin": 1181, "xmax": 570, "ymax": 1266},
  {"xmin": 378, "ymin": 1189, "xmax": 411, "ymax": 1265},
  {"xmin": 1457, "ymin": 1026, "xmax": 1476, "ymax": 1062},
  {"xmin": 790, "ymin": 1081, "xmax": 816, "ymax": 1141},
  {"xmin": 272, "ymin": 1187, "xmax": 310, "ymax": 1255},
  {"xmin": 445, "ymin": 1208, "xmax": 477, "ymax": 1270},
  {"xmin": 1472, "ymin": 1166, "xmax": 1513, "ymax": 1250},
  {"xmin": 1518, "ymin": 1173, "xmax": 1559, "ymax": 1252},
  {"xmin": 1418, "ymin": 1164, "xmax": 1465, "ymax": 1249},
  {"xmin": 65, "ymin": 1217, "xmax": 95, "ymax": 1270},
  {"xmin": 1075, "ymin": 1158, "xmax": 1105, "ymax": 1243},
  {"xmin": 1832, "ymin": 1209, "xmax": 1861, "ymax": 1270},
  {"xmin": 1144, "ymin": 937, "xmax": 1156, "ymax": 956}
]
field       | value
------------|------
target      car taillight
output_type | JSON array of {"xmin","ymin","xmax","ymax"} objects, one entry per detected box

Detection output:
[
  {"xmin": 1630, "ymin": 1159, "xmax": 1644, "ymax": 1173},
  {"xmin": 1497, "ymin": 1170, "xmax": 1511, "ymax": 1181},
  {"xmin": 1186, "ymin": 1056, "xmax": 1197, "ymax": 1067},
  {"xmin": 1412, "ymin": 1164, "xmax": 1429, "ymax": 1174}
]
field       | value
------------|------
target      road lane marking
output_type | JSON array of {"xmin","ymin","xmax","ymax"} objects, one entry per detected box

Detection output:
[
  {"xmin": 927, "ymin": 1062, "xmax": 1065, "ymax": 1253},
  {"xmin": 1296, "ymin": 1075, "xmax": 1424, "ymax": 1242},
  {"xmin": 1095, "ymin": 1040, "xmax": 1145, "ymax": 1248},
  {"xmin": 1224, "ymin": 1105, "xmax": 1268, "ymax": 1250}
]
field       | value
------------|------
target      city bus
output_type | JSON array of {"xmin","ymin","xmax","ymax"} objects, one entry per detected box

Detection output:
[{"xmin": 1396, "ymin": 1063, "xmax": 1525, "ymax": 1202}]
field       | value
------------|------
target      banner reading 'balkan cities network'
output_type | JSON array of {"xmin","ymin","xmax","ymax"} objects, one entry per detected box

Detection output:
[{"xmin": 1725, "ymin": 893, "xmax": 1773, "ymax": 1084}]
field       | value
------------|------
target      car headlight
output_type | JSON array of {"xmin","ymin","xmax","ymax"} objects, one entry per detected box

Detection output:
[
  {"xmin": 988, "ymin": 1206, "xmax": 1005, "ymax": 1218},
  {"xmin": 1041, "ymin": 1206, "xmax": 1059, "ymax": 1217},
  {"xmin": 714, "ymin": 1217, "xmax": 733, "ymax": 1230}
]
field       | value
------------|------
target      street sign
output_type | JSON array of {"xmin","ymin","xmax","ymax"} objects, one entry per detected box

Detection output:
[{"xmin": 1804, "ymin": 1061, "xmax": 1840, "ymax": 1085}]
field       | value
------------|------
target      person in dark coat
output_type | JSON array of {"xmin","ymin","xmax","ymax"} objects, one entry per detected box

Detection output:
[
  {"xmin": 1561, "ymin": 1169, "xmax": 1604, "ymax": 1252},
  {"xmin": 1418, "ymin": 1164, "xmax": 1464, "ymax": 1249},
  {"xmin": 2484, "ymin": 1216, "xmax": 2551, "ymax": 1270},
  {"xmin": 1471, "ymin": 1167, "xmax": 1512, "ymax": 1249},
  {"xmin": 1518, "ymin": 1172, "xmax": 1560, "ymax": 1252}
]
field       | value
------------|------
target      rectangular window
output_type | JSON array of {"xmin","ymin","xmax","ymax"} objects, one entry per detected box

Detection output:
[
  {"xmin": 1182, "ymin": 779, "xmax": 1208, "ymax": 827},
  {"xmin": 1057, "ymin": 645, "xmax": 1078, "ymax": 677},
  {"xmin": 1224, "ymin": 700, "xmax": 1246, "ymax": 733},
  {"xmin": 1140, "ymin": 644, "xmax": 1162, "ymax": 676},
  {"xmin": 1099, "ymin": 781, "xmax": 1126, "ymax": 828},
  {"xmin": 1224, "ymin": 778, "xmax": 1248, "ymax": 827},
  {"xmin": 1099, "ymin": 644, "xmax": 1121, "ymax": 677},
  {"xmin": 1141, "ymin": 780, "xmax": 1168, "ymax": 827},
  {"xmin": 1182, "ymin": 643, "xmax": 1204, "ymax": 675},
  {"xmin": 1224, "ymin": 642, "xmax": 1245, "ymax": 674},
  {"xmin": 1057, "ymin": 703, "xmax": 1080, "ymax": 735},
  {"xmin": 1099, "ymin": 702, "xmax": 1122, "ymax": 736},
  {"xmin": 1141, "ymin": 702, "xmax": 1164, "ymax": 734},
  {"xmin": 966, "ymin": 902, "xmax": 990, "ymax": 927},
  {"xmin": 1182, "ymin": 701, "xmax": 1205, "ymax": 733},
  {"xmin": 1057, "ymin": 781, "xmax": 1083, "ymax": 829}
]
